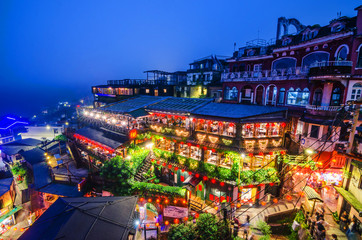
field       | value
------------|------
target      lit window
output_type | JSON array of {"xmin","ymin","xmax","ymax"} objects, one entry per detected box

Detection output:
[
  {"xmin": 163, "ymin": 89, "xmax": 167, "ymax": 93},
  {"xmin": 256, "ymin": 123, "xmax": 268, "ymax": 137},
  {"xmin": 242, "ymin": 124, "xmax": 254, "ymax": 138},
  {"xmin": 351, "ymin": 83, "xmax": 362, "ymax": 101},
  {"xmin": 287, "ymin": 88, "xmax": 309, "ymax": 106},
  {"xmin": 278, "ymin": 88, "xmax": 285, "ymax": 104},
  {"xmin": 145, "ymin": 89, "xmax": 150, "ymax": 94},
  {"xmin": 336, "ymin": 46, "xmax": 348, "ymax": 61},
  {"xmin": 310, "ymin": 125, "xmax": 320, "ymax": 139}
]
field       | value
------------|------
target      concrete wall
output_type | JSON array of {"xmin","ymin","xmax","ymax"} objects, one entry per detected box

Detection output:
[{"xmin": 21, "ymin": 126, "xmax": 64, "ymax": 141}]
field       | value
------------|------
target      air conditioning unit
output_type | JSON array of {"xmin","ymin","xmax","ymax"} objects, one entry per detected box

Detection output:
[{"xmin": 334, "ymin": 143, "xmax": 346, "ymax": 153}]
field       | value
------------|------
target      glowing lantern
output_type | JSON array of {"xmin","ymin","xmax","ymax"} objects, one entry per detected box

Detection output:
[
  {"xmin": 173, "ymin": 139, "xmax": 177, "ymax": 143},
  {"xmin": 168, "ymin": 164, "xmax": 172, "ymax": 169},
  {"xmin": 140, "ymin": 197, "xmax": 144, "ymax": 202},
  {"xmin": 203, "ymin": 176, "xmax": 208, "ymax": 181},
  {"xmin": 187, "ymin": 143, "xmax": 191, "ymax": 147},
  {"xmin": 155, "ymin": 223, "xmax": 159, "ymax": 227},
  {"xmin": 256, "ymin": 124, "xmax": 260, "ymax": 128},
  {"xmin": 181, "ymin": 169, "xmax": 185, "ymax": 173},
  {"xmin": 266, "ymin": 123, "xmax": 269, "ymax": 127},
  {"xmin": 129, "ymin": 129, "xmax": 137, "ymax": 139},
  {"xmin": 261, "ymin": 201, "xmax": 266, "ymax": 206},
  {"xmin": 174, "ymin": 167, "xmax": 178, "ymax": 171},
  {"xmin": 249, "ymin": 153, "xmax": 253, "ymax": 157},
  {"xmin": 156, "ymin": 199, "xmax": 160, "ymax": 203},
  {"xmin": 165, "ymin": 199, "xmax": 169, "ymax": 204},
  {"xmin": 196, "ymin": 144, "xmax": 200, "ymax": 148},
  {"xmin": 211, "ymin": 179, "xmax": 216, "ymax": 184},
  {"xmin": 280, "ymin": 151, "xmax": 286, "ymax": 155},
  {"xmin": 203, "ymin": 146, "xmax": 207, "ymax": 150},
  {"xmin": 246, "ymin": 125, "xmax": 251, "ymax": 129},
  {"xmin": 174, "ymin": 200, "xmax": 177, "ymax": 204},
  {"xmin": 237, "ymin": 203, "xmax": 241, "ymax": 208},
  {"xmin": 281, "ymin": 122, "xmax": 286, "ymax": 128},
  {"xmin": 273, "ymin": 198, "xmax": 278, "ymax": 203},
  {"xmin": 167, "ymin": 115, "xmax": 172, "ymax": 118},
  {"xmin": 214, "ymin": 206, "xmax": 218, "ymax": 210},
  {"xmin": 220, "ymin": 182, "xmax": 225, "ymax": 187},
  {"xmin": 148, "ymin": 198, "xmax": 152, "ymax": 202},
  {"xmin": 146, "ymin": 223, "xmax": 150, "ymax": 228},
  {"xmin": 157, "ymin": 161, "xmax": 160, "ymax": 165},
  {"xmin": 270, "ymin": 183, "xmax": 274, "ymax": 186},
  {"xmin": 259, "ymin": 152, "xmax": 263, "ymax": 156},
  {"xmin": 218, "ymin": 122, "xmax": 223, "ymax": 126},
  {"xmin": 183, "ymin": 200, "xmax": 187, "ymax": 204},
  {"xmin": 269, "ymin": 152, "xmax": 273, "ymax": 155},
  {"xmin": 192, "ymin": 119, "xmax": 196, "ymax": 122},
  {"xmin": 188, "ymin": 171, "xmax": 192, "ymax": 175},
  {"xmin": 151, "ymin": 159, "xmax": 155, "ymax": 162},
  {"xmin": 162, "ymin": 162, "xmax": 166, "ymax": 167},
  {"xmin": 180, "ymin": 142, "xmax": 184, "ymax": 145},
  {"xmin": 165, "ymin": 221, "xmax": 169, "ymax": 225},
  {"xmin": 195, "ymin": 173, "xmax": 200, "ymax": 178},
  {"xmin": 182, "ymin": 117, "xmax": 186, "ymax": 120},
  {"xmin": 199, "ymin": 119, "xmax": 204, "ymax": 124},
  {"xmin": 20, "ymin": 228, "xmax": 24, "ymax": 232},
  {"xmin": 14, "ymin": 227, "xmax": 17, "ymax": 231},
  {"xmin": 184, "ymin": 217, "xmax": 188, "ymax": 221},
  {"xmin": 286, "ymin": 195, "xmax": 292, "ymax": 201},
  {"xmin": 174, "ymin": 219, "xmax": 179, "ymax": 224},
  {"xmin": 212, "ymin": 149, "xmax": 215, "ymax": 152},
  {"xmin": 195, "ymin": 213, "xmax": 199, "ymax": 218}
]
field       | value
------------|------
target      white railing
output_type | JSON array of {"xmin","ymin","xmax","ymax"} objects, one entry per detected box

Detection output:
[
  {"xmin": 305, "ymin": 105, "xmax": 341, "ymax": 111},
  {"xmin": 309, "ymin": 61, "xmax": 353, "ymax": 68},
  {"xmin": 221, "ymin": 67, "xmax": 308, "ymax": 82}
]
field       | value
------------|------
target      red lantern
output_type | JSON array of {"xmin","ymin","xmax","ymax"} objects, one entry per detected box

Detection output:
[
  {"xmin": 220, "ymin": 182, "xmax": 225, "ymax": 187},
  {"xmin": 167, "ymin": 115, "xmax": 172, "ymax": 118},
  {"xmin": 196, "ymin": 144, "xmax": 200, "ymax": 148},
  {"xmin": 211, "ymin": 179, "xmax": 216, "ymax": 184},
  {"xmin": 237, "ymin": 203, "xmax": 242, "ymax": 208},
  {"xmin": 203, "ymin": 146, "xmax": 207, "ymax": 150},
  {"xmin": 173, "ymin": 139, "xmax": 177, "ymax": 143},
  {"xmin": 270, "ymin": 183, "xmax": 274, "ymax": 186},
  {"xmin": 156, "ymin": 199, "xmax": 160, "ymax": 203},
  {"xmin": 192, "ymin": 118, "xmax": 196, "ymax": 122},
  {"xmin": 218, "ymin": 122, "xmax": 223, "ymax": 126},
  {"xmin": 162, "ymin": 162, "xmax": 166, "ymax": 167},
  {"xmin": 249, "ymin": 153, "xmax": 253, "ymax": 157},
  {"xmin": 168, "ymin": 164, "xmax": 172, "ymax": 169},
  {"xmin": 187, "ymin": 143, "xmax": 191, "ymax": 147},
  {"xmin": 280, "ymin": 151, "xmax": 286, "ymax": 155},
  {"xmin": 182, "ymin": 117, "xmax": 186, "ymax": 120},
  {"xmin": 188, "ymin": 171, "xmax": 192, "ymax": 175},
  {"xmin": 161, "ymin": 114, "xmax": 166, "ymax": 117},
  {"xmin": 260, "ymin": 201, "xmax": 266, "ymax": 206},
  {"xmin": 165, "ymin": 199, "xmax": 169, "ymax": 204},
  {"xmin": 195, "ymin": 213, "xmax": 199, "ymax": 218},
  {"xmin": 157, "ymin": 161, "xmax": 160, "ymax": 165},
  {"xmin": 256, "ymin": 124, "xmax": 260, "ymax": 128},
  {"xmin": 165, "ymin": 221, "xmax": 169, "ymax": 225},
  {"xmin": 281, "ymin": 122, "xmax": 286, "ymax": 128},
  {"xmin": 207, "ymin": 120, "xmax": 212, "ymax": 125},
  {"xmin": 151, "ymin": 159, "xmax": 155, "ymax": 162},
  {"xmin": 273, "ymin": 198, "xmax": 278, "ymax": 203},
  {"xmin": 246, "ymin": 124, "xmax": 251, "ymax": 129},
  {"xmin": 180, "ymin": 142, "xmax": 184, "ymax": 145},
  {"xmin": 155, "ymin": 222, "xmax": 159, "ymax": 227},
  {"xmin": 212, "ymin": 149, "xmax": 215, "ymax": 153},
  {"xmin": 181, "ymin": 169, "xmax": 185, "ymax": 173},
  {"xmin": 195, "ymin": 173, "xmax": 200, "ymax": 178},
  {"xmin": 266, "ymin": 123, "xmax": 269, "ymax": 127},
  {"xmin": 199, "ymin": 119, "xmax": 204, "ymax": 124},
  {"xmin": 286, "ymin": 195, "xmax": 292, "ymax": 201},
  {"xmin": 140, "ymin": 197, "xmax": 144, "ymax": 202},
  {"xmin": 259, "ymin": 152, "xmax": 263, "ymax": 156},
  {"xmin": 148, "ymin": 198, "xmax": 152, "ymax": 202},
  {"xmin": 174, "ymin": 167, "xmax": 179, "ymax": 171},
  {"xmin": 271, "ymin": 123, "xmax": 275, "ymax": 127},
  {"xmin": 229, "ymin": 123, "xmax": 235, "ymax": 127},
  {"xmin": 203, "ymin": 176, "xmax": 208, "ymax": 181},
  {"xmin": 269, "ymin": 152, "xmax": 273, "ymax": 155},
  {"xmin": 174, "ymin": 219, "xmax": 179, "ymax": 224}
]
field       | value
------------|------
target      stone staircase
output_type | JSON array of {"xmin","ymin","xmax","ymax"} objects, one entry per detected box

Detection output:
[{"xmin": 134, "ymin": 153, "xmax": 153, "ymax": 182}]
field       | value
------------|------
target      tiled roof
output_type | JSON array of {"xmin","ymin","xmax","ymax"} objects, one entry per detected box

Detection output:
[
  {"xmin": 192, "ymin": 103, "xmax": 287, "ymax": 119},
  {"xmin": 147, "ymin": 97, "xmax": 212, "ymax": 113},
  {"xmin": 20, "ymin": 148, "xmax": 46, "ymax": 165},
  {"xmin": 101, "ymin": 95, "xmax": 167, "ymax": 113},
  {"xmin": 76, "ymin": 127, "xmax": 127, "ymax": 149},
  {"xmin": 19, "ymin": 196, "xmax": 138, "ymax": 240},
  {"xmin": 0, "ymin": 178, "xmax": 13, "ymax": 197}
]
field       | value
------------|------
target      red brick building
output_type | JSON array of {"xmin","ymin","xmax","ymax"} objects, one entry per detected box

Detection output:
[{"xmin": 222, "ymin": 5, "xmax": 362, "ymax": 173}]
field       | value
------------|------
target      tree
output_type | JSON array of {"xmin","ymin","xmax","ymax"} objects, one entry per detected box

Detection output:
[
  {"xmin": 168, "ymin": 223, "xmax": 195, "ymax": 240},
  {"xmin": 54, "ymin": 134, "xmax": 67, "ymax": 154},
  {"xmin": 100, "ymin": 156, "xmax": 134, "ymax": 195}
]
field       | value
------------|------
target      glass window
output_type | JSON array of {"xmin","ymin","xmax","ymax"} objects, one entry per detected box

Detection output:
[
  {"xmin": 224, "ymin": 87, "xmax": 231, "ymax": 100},
  {"xmin": 272, "ymin": 58, "xmax": 297, "ymax": 70},
  {"xmin": 270, "ymin": 123, "xmax": 280, "ymax": 136},
  {"xmin": 287, "ymin": 88, "xmax": 309, "ymax": 106},
  {"xmin": 242, "ymin": 124, "xmax": 254, "ymax": 138},
  {"xmin": 227, "ymin": 87, "xmax": 238, "ymax": 101},
  {"xmin": 331, "ymin": 88, "xmax": 342, "ymax": 106},
  {"xmin": 278, "ymin": 88, "xmax": 285, "ymax": 104},
  {"xmin": 302, "ymin": 52, "xmax": 329, "ymax": 68},
  {"xmin": 310, "ymin": 125, "xmax": 320, "ymax": 139},
  {"xmin": 336, "ymin": 46, "xmax": 348, "ymax": 61},
  {"xmin": 351, "ymin": 83, "xmax": 362, "ymax": 101},
  {"xmin": 313, "ymin": 89, "xmax": 323, "ymax": 105},
  {"xmin": 256, "ymin": 123, "xmax": 268, "ymax": 137}
]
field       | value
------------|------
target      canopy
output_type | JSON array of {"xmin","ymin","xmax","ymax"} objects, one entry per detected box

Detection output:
[{"xmin": 303, "ymin": 186, "xmax": 323, "ymax": 202}]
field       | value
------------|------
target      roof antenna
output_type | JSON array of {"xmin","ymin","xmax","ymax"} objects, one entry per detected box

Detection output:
[{"xmin": 234, "ymin": 42, "xmax": 236, "ymax": 52}]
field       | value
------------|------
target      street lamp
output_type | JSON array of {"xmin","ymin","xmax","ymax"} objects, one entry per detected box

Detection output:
[{"xmin": 305, "ymin": 149, "xmax": 314, "ymax": 155}]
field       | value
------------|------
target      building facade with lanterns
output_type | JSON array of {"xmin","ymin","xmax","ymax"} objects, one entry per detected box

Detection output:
[
  {"xmin": 77, "ymin": 95, "xmax": 289, "ymax": 205},
  {"xmin": 221, "ymin": 6, "xmax": 362, "ymax": 184}
]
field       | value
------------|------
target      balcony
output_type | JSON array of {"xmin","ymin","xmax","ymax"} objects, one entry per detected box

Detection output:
[
  {"xmin": 221, "ymin": 67, "xmax": 308, "ymax": 82},
  {"xmin": 308, "ymin": 61, "xmax": 352, "ymax": 78},
  {"xmin": 305, "ymin": 105, "xmax": 342, "ymax": 117}
]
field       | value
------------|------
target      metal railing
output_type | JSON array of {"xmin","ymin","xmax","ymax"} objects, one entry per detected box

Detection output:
[
  {"xmin": 309, "ymin": 61, "xmax": 353, "ymax": 68},
  {"xmin": 305, "ymin": 105, "xmax": 342, "ymax": 111},
  {"xmin": 221, "ymin": 67, "xmax": 308, "ymax": 82}
]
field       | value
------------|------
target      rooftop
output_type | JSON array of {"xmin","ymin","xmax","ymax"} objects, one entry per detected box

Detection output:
[
  {"xmin": 0, "ymin": 178, "xmax": 13, "ymax": 197},
  {"xmin": 76, "ymin": 127, "xmax": 127, "ymax": 150},
  {"xmin": 101, "ymin": 95, "xmax": 167, "ymax": 114},
  {"xmin": 19, "ymin": 196, "xmax": 139, "ymax": 240},
  {"xmin": 191, "ymin": 103, "xmax": 287, "ymax": 120},
  {"xmin": 20, "ymin": 148, "xmax": 46, "ymax": 165},
  {"xmin": 147, "ymin": 97, "xmax": 213, "ymax": 114}
]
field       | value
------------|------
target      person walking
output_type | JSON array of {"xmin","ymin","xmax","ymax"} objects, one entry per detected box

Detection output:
[{"xmin": 346, "ymin": 217, "xmax": 360, "ymax": 240}]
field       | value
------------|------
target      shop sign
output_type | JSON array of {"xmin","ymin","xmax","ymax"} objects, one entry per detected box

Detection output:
[
  {"xmin": 164, "ymin": 206, "xmax": 188, "ymax": 219},
  {"xmin": 129, "ymin": 129, "xmax": 137, "ymax": 139}
]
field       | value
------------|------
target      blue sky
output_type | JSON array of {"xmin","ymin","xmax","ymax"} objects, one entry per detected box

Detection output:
[{"xmin": 0, "ymin": 0, "xmax": 358, "ymax": 116}]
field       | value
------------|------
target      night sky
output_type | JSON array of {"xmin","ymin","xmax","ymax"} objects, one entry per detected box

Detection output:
[{"xmin": 0, "ymin": 0, "xmax": 357, "ymax": 117}]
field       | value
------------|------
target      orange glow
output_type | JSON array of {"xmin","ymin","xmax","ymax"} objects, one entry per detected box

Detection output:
[
  {"xmin": 156, "ymin": 199, "xmax": 160, "ymax": 203},
  {"xmin": 155, "ymin": 223, "xmax": 159, "ymax": 227},
  {"xmin": 148, "ymin": 198, "xmax": 152, "ymax": 202},
  {"xmin": 273, "ymin": 198, "xmax": 278, "ymax": 203},
  {"xmin": 183, "ymin": 200, "xmax": 187, "ymax": 204},
  {"xmin": 139, "ymin": 197, "xmax": 144, "ymax": 202},
  {"xmin": 20, "ymin": 228, "xmax": 24, "ymax": 232},
  {"xmin": 237, "ymin": 203, "xmax": 241, "ymax": 208},
  {"xmin": 173, "ymin": 200, "xmax": 177, "ymax": 204},
  {"xmin": 214, "ymin": 206, "xmax": 218, "ymax": 210},
  {"xmin": 165, "ymin": 221, "xmax": 169, "ymax": 225},
  {"xmin": 129, "ymin": 129, "xmax": 137, "ymax": 139},
  {"xmin": 286, "ymin": 195, "xmax": 292, "ymax": 201},
  {"xmin": 165, "ymin": 199, "xmax": 169, "ymax": 204},
  {"xmin": 174, "ymin": 219, "xmax": 179, "ymax": 224},
  {"xmin": 146, "ymin": 224, "xmax": 150, "ymax": 228},
  {"xmin": 260, "ymin": 201, "xmax": 266, "ymax": 206}
]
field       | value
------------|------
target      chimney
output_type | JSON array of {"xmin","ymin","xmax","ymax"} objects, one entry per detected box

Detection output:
[{"xmin": 355, "ymin": 5, "xmax": 362, "ymax": 35}]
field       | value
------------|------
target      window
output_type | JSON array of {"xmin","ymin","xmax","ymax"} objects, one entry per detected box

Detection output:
[
  {"xmin": 351, "ymin": 83, "xmax": 362, "ymax": 101},
  {"xmin": 310, "ymin": 125, "xmax": 320, "ymax": 139},
  {"xmin": 331, "ymin": 23, "xmax": 345, "ymax": 33},
  {"xmin": 229, "ymin": 87, "xmax": 238, "ymax": 101},
  {"xmin": 312, "ymin": 89, "xmax": 323, "ymax": 105},
  {"xmin": 278, "ymin": 88, "xmax": 285, "ymax": 104},
  {"xmin": 336, "ymin": 46, "xmax": 348, "ymax": 61},
  {"xmin": 145, "ymin": 89, "xmax": 150, "ymax": 94},
  {"xmin": 302, "ymin": 52, "xmax": 329, "ymax": 68},
  {"xmin": 357, "ymin": 45, "xmax": 362, "ymax": 68},
  {"xmin": 242, "ymin": 124, "xmax": 254, "ymax": 138},
  {"xmin": 256, "ymin": 123, "xmax": 268, "ymax": 137},
  {"xmin": 272, "ymin": 58, "xmax": 297, "ymax": 70},
  {"xmin": 282, "ymin": 38, "xmax": 292, "ymax": 46},
  {"xmin": 224, "ymin": 87, "xmax": 231, "ymax": 100},
  {"xmin": 287, "ymin": 88, "xmax": 310, "ymax": 106},
  {"xmin": 331, "ymin": 88, "xmax": 342, "ymax": 106},
  {"xmin": 163, "ymin": 89, "xmax": 167, "ymax": 93},
  {"xmin": 253, "ymin": 64, "xmax": 262, "ymax": 72}
]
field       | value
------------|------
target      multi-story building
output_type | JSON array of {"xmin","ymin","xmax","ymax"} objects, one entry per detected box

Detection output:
[
  {"xmin": 221, "ymin": 6, "xmax": 362, "ymax": 181},
  {"xmin": 76, "ymin": 95, "xmax": 288, "ymax": 204}
]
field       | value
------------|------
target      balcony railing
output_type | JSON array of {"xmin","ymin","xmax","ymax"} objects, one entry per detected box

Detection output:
[
  {"xmin": 309, "ymin": 61, "xmax": 352, "ymax": 77},
  {"xmin": 305, "ymin": 105, "xmax": 341, "ymax": 112},
  {"xmin": 221, "ymin": 67, "xmax": 308, "ymax": 82}
]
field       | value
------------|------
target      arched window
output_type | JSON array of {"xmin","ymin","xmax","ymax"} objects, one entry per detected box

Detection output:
[
  {"xmin": 351, "ymin": 83, "xmax": 362, "ymax": 101},
  {"xmin": 312, "ymin": 88, "xmax": 323, "ymax": 105},
  {"xmin": 266, "ymin": 85, "xmax": 277, "ymax": 105},
  {"xmin": 331, "ymin": 88, "xmax": 342, "ymax": 106},
  {"xmin": 335, "ymin": 46, "xmax": 348, "ymax": 61},
  {"xmin": 229, "ymin": 87, "xmax": 238, "ymax": 101},
  {"xmin": 357, "ymin": 44, "xmax": 362, "ymax": 68},
  {"xmin": 287, "ymin": 88, "xmax": 309, "ymax": 106},
  {"xmin": 272, "ymin": 58, "xmax": 297, "ymax": 70},
  {"xmin": 224, "ymin": 87, "xmax": 231, "ymax": 100},
  {"xmin": 278, "ymin": 88, "xmax": 285, "ymax": 104},
  {"xmin": 302, "ymin": 52, "xmax": 329, "ymax": 68}
]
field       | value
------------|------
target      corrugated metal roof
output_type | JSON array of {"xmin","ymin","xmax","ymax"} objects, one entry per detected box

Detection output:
[
  {"xmin": 101, "ymin": 95, "xmax": 168, "ymax": 113},
  {"xmin": 147, "ymin": 97, "xmax": 212, "ymax": 113},
  {"xmin": 303, "ymin": 186, "xmax": 323, "ymax": 202},
  {"xmin": 19, "ymin": 196, "xmax": 138, "ymax": 240},
  {"xmin": 192, "ymin": 103, "xmax": 287, "ymax": 119},
  {"xmin": 76, "ymin": 127, "xmax": 127, "ymax": 149}
]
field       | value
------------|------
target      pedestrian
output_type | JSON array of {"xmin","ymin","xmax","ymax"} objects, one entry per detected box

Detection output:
[
  {"xmin": 316, "ymin": 217, "xmax": 326, "ymax": 240},
  {"xmin": 243, "ymin": 228, "xmax": 248, "ymax": 239},
  {"xmin": 233, "ymin": 218, "xmax": 239, "ymax": 237},
  {"xmin": 346, "ymin": 217, "xmax": 360, "ymax": 240},
  {"xmin": 339, "ymin": 211, "xmax": 349, "ymax": 232},
  {"xmin": 331, "ymin": 234, "xmax": 338, "ymax": 240}
]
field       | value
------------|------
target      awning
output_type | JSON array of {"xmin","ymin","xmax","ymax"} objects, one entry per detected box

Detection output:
[
  {"xmin": 183, "ymin": 175, "xmax": 201, "ymax": 188},
  {"xmin": 0, "ymin": 206, "xmax": 23, "ymax": 223},
  {"xmin": 303, "ymin": 186, "xmax": 323, "ymax": 202},
  {"xmin": 126, "ymin": 108, "xmax": 149, "ymax": 118},
  {"xmin": 75, "ymin": 127, "xmax": 127, "ymax": 150},
  {"xmin": 335, "ymin": 186, "xmax": 362, "ymax": 212}
]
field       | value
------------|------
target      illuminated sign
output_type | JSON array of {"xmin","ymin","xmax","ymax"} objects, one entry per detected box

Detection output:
[{"xmin": 129, "ymin": 129, "xmax": 137, "ymax": 139}]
